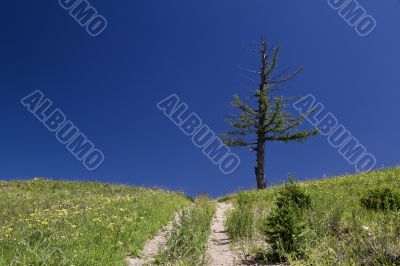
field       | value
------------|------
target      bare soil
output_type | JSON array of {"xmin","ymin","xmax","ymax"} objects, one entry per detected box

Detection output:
[{"xmin": 206, "ymin": 202, "xmax": 242, "ymax": 266}]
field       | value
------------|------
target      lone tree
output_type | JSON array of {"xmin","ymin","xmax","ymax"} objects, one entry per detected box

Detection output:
[{"xmin": 222, "ymin": 40, "xmax": 318, "ymax": 189}]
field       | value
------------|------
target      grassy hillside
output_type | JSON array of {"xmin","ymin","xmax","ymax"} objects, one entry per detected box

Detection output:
[
  {"xmin": 0, "ymin": 178, "xmax": 190, "ymax": 265},
  {"xmin": 224, "ymin": 168, "xmax": 400, "ymax": 265},
  {"xmin": 2, "ymin": 169, "xmax": 400, "ymax": 265}
]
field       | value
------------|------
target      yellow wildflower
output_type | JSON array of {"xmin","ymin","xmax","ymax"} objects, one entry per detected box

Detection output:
[
  {"xmin": 107, "ymin": 223, "xmax": 115, "ymax": 229},
  {"xmin": 4, "ymin": 227, "xmax": 13, "ymax": 237}
]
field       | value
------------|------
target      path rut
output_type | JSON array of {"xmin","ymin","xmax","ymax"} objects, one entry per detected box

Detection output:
[
  {"xmin": 206, "ymin": 202, "xmax": 241, "ymax": 266},
  {"xmin": 127, "ymin": 216, "xmax": 176, "ymax": 266}
]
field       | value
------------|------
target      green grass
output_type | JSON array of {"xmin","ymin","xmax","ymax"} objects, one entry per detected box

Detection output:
[
  {"xmin": 155, "ymin": 196, "xmax": 215, "ymax": 265},
  {"xmin": 4, "ymin": 168, "xmax": 400, "ymax": 265},
  {"xmin": 225, "ymin": 192, "xmax": 256, "ymax": 241},
  {"xmin": 0, "ymin": 178, "xmax": 190, "ymax": 266},
  {"xmin": 225, "ymin": 167, "xmax": 400, "ymax": 265}
]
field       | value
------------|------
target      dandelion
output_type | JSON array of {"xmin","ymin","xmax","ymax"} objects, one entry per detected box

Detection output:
[
  {"xmin": 4, "ymin": 227, "xmax": 13, "ymax": 237},
  {"xmin": 107, "ymin": 223, "xmax": 115, "ymax": 229},
  {"xmin": 58, "ymin": 209, "xmax": 69, "ymax": 216}
]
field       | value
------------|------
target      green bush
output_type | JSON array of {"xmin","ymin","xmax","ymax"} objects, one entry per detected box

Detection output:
[
  {"xmin": 275, "ymin": 175, "xmax": 311, "ymax": 210},
  {"xmin": 360, "ymin": 187, "xmax": 400, "ymax": 211},
  {"xmin": 265, "ymin": 176, "xmax": 311, "ymax": 262}
]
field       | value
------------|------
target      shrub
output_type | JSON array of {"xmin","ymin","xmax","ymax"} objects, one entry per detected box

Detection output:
[
  {"xmin": 360, "ymin": 187, "xmax": 400, "ymax": 211},
  {"xmin": 264, "ymin": 176, "xmax": 311, "ymax": 262},
  {"xmin": 275, "ymin": 175, "xmax": 311, "ymax": 210}
]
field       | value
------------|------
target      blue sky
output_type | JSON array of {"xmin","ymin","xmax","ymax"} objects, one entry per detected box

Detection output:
[{"xmin": 0, "ymin": 0, "xmax": 399, "ymax": 197}]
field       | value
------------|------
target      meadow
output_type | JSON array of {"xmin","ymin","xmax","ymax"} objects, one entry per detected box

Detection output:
[
  {"xmin": 224, "ymin": 167, "xmax": 400, "ymax": 265},
  {"xmin": 0, "ymin": 178, "xmax": 190, "ymax": 265},
  {"xmin": 2, "ymin": 168, "xmax": 400, "ymax": 265}
]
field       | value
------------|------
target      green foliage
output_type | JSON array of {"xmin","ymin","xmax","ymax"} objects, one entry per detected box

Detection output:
[
  {"xmin": 236, "ymin": 190, "xmax": 258, "ymax": 207},
  {"xmin": 360, "ymin": 187, "xmax": 400, "ymax": 211},
  {"xmin": 223, "ymin": 40, "xmax": 318, "ymax": 188},
  {"xmin": 275, "ymin": 175, "xmax": 311, "ymax": 210},
  {"xmin": 264, "ymin": 177, "xmax": 311, "ymax": 262},
  {"xmin": 155, "ymin": 196, "xmax": 215, "ymax": 265},
  {"xmin": 327, "ymin": 207, "xmax": 344, "ymax": 236},
  {"xmin": 223, "ymin": 41, "xmax": 317, "ymax": 150},
  {"xmin": 226, "ymin": 192, "xmax": 255, "ymax": 240},
  {"xmin": 0, "ymin": 179, "xmax": 189, "ymax": 266}
]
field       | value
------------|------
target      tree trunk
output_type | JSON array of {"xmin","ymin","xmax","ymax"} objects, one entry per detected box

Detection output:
[
  {"xmin": 254, "ymin": 41, "xmax": 268, "ymax": 189},
  {"xmin": 255, "ymin": 139, "xmax": 266, "ymax": 189}
]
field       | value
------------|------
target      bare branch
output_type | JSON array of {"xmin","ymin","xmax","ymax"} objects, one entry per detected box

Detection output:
[
  {"xmin": 238, "ymin": 65, "xmax": 261, "ymax": 75},
  {"xmin": 270, "ymin": 67, "xmax": 303, "ymax": 84}
]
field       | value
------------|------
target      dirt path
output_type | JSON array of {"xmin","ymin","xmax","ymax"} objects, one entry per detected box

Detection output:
[
  {"xmin": 127, "ymin": 216, "xmax": 177, "ymax": 266},
  {"xmin": 206, "ymin": 202, "xmax": 241, "ymax": 266}
]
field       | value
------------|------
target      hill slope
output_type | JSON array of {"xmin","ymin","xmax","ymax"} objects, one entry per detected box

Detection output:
[
  {"xmin": 2, "ymin": 168, "xmax": 400, "ymax": 265},
  {"xmin": 0, "ymin": 179, "xmax": 190, "ymax": 265},
  {"xmin": 224, "ymin": 167, "xmax": 400, "ymax": 265}
]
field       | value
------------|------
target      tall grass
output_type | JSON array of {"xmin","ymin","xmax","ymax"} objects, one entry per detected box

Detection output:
[
  {"xmin": 0, "ymin": 179, "xmax": 190, "ymax": 265},
  {"xmin": 226, "ymin": 192, "xmax": 256, "ymax": 240},
  {"xmin": 156, "ymin": 196, "xmax": 215, "ymax": 265}
]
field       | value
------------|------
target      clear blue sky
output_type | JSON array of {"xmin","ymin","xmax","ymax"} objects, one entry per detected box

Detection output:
[{"xmin": 1, "ymin": 0, "xmax": 399, "ymax": 197}]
